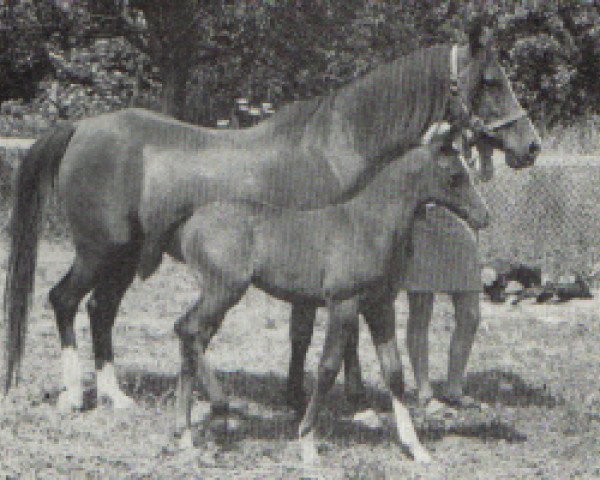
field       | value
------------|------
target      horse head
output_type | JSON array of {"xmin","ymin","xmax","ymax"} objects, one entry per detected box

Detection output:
[
  {"xmin": 415, "ymin": 128, "xmax": 490, "ymax": 231},
  {"xmin": 461, "ymin": 21, "xmax": 541, "ymax": 171}
]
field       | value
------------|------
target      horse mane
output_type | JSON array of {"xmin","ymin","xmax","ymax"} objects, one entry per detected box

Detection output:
[
  {"xmin": 340, "ymin": 44, "xmax": 453, "ymax": 159},
  {"xmin": 264, "ymin": 44, "xmax": 454, "ymax": 159},
  {"xmin": 265, "ymin": 94, "xmax": 333, "ymax": 145},
  {"xmin": 126, "ymin": 44, "xmax": 455, "ymax": 157}
]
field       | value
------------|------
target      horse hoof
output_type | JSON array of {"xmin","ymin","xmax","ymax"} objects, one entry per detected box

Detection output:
[
  {"xmin": 57, "ymin": 389, "xmax": 83, "ymax": 412},
  {"xmin": 101, "ymin": 392, "xmax": 136, "ymax": 410},
  {"xmin": 423, "ymin": 398, "xmax": 447, "ymax": 416},
  {"xmin": 226, "ymin": 417, "xmax": 241, "ymax": 433},
  {"xmin": 177, "ymin": 429, "xmax": 194, "ymax": 450},
  {"xmin": 411, "ymin": 445, "xmax": 433, "ymax": 464},
  {"xmin": 353, "ymin": 408, "xmax": 383, "ymax": 429},
  {"xmin": 299, "ymin": 432, "xmax": 320, "ymax": 466}
]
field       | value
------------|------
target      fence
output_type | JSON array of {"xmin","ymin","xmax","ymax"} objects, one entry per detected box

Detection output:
[
  {"xmin": 479, "ymin": 156, "xmax": 600, "ymax": 277},
  {"xmin": 2, "ymin": 139, "xmax": 600, "ymax": 276}
]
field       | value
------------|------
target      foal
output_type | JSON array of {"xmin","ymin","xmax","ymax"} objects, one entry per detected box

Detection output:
[{"xmin": 168, "ymin": 132, "xmax": 489, "ymax": 463}]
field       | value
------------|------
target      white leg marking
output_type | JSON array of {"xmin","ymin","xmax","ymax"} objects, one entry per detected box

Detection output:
[
  {"xmin": 299, "ymin": 429, "xmax": 320, "ymax": 466},
  {"xmin": 96, "ymin": 362, "xmax": 135, "ymax": 409},
  {"xmin": 392, "ymin": 397, "xmax": 432, "ymax": 463},
  {"xmin": 57, "ymin": 347, "xmax": 83, "ymax": 411},
  {"xmin": 178, "ymin": 428, "xmax": 194, "ymax": 450}
]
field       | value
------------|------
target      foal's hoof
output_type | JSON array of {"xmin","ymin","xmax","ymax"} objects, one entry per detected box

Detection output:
[
  {"xmin": 422, "ymin": 398, "xmax": 448, "ymax": 417},
  {"xmin": 410, "ymin": 445, "xmax": 433, "ymax": 464},
  {"xmin": 299, "ymin": 432, "xmax": 320, "ymax": 466},
  {"xmin": 353, "ymin": 409, "xmax": 383, "ymax": 429},
  {"xmin": 57, "ymin": 389, "xmax": 84, "ymax": 412},
  {"xmin": 99, "ymin": 391, "xmax": 136, "ymax": 410}
]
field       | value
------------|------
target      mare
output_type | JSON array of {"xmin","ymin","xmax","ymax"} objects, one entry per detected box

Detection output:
[
  {"xmin": 3, "ymin": 24, "xmax": 539, "ymax": 416},
  {"xmin": 166, "ymin": 130, "xmax": 490, "ymax": 463}
]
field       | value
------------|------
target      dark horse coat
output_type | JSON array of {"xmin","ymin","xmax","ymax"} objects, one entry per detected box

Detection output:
[{"xmin": 3, "ymin": 31, "xmax": 540, "ymax": 398}]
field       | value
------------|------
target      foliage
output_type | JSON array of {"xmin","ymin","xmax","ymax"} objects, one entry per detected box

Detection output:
[{"xmin": 1, "ymin": 0, "xmax": 600, "ymax": 130}]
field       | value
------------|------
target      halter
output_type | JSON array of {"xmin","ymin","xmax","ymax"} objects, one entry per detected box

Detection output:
[{"xmin": 448, "ymin": 44, "xmax": 528, "ymax": 136}]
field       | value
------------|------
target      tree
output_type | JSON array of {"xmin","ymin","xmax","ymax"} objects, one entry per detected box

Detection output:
[
  {"xmin": 3, "ymin": 0, "xmax": 600, "ymax": 128},
  {"xmin": 0, "ymin": 0, "xmax": 64, "ymax": 103}
]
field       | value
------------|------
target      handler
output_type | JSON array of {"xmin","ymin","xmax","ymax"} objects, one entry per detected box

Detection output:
[{"xmin": 404, "ymin": 143, "xmax": 493, "ymax": 409}]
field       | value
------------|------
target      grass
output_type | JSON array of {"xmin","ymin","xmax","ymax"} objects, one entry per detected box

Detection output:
[{"xmin": 1, "ymin": 239, "xmax": 599, "ymax": 478}]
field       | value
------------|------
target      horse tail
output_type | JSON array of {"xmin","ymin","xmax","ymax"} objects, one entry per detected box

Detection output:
[{"xmin": 3, "ymin": 123, "xmax": 76, "ymax": 393}]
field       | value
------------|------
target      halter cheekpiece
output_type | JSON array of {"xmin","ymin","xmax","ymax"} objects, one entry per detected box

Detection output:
[{"xmin": 447, "ymin": 44, "xmax": 527, "ymax": 137}]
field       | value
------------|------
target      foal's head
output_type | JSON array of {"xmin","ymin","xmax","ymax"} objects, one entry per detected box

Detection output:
[{"xmin": 410, "ymin": 131, "xmax": 490, "ymax": 230}]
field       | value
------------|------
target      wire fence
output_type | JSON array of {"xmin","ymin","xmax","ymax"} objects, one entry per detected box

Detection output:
[{"xmin": 478, "ymin": 160, "xmax": 600, "ymax": 279}]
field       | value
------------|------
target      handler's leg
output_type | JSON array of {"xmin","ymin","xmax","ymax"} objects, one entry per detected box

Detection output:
[
  {"xmin": 406, "ymin": 292, "xmax": 434, "ymax": 405},
  {"xmin": 445, "ymin": 291, "xmax": 481, "ymax": 401},
  {"xmin": 287, "ymin": 303, "xmax": 317, "ymax": 413}
]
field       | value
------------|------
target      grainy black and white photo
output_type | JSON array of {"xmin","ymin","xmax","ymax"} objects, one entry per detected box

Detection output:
[{"xmin": 1, "ymin": 1, "xmax": 599, "ymax": 478}]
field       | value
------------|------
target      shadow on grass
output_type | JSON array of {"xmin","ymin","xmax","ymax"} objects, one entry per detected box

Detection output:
[
  {"xmin": 40, "ymin": 367, "xmax": 550, "ymax": 445},
  {"xmin": 119, "ymin": 368, "xmax": 392, "ymax": 415},
  {"xmin": 116, "ymin": 367, "xmax": 561, "ymax": 411},
  {"xmin": 461, "ymin": 369, "xmax": 563, "ymax": 408},
  {"xmin": 112, "ymin": 368, "xmax": 534, "ymax": 445}
]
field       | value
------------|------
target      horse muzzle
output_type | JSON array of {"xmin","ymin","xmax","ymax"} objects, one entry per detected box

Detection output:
[{"xmin": 505, "ymin": 140, "xmax": 540, "ymax": 169}]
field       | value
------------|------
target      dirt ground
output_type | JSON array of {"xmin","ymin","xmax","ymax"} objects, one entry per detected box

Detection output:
[{"xmin": 1, "ymin": 239, "xmax": 600, "ymax": 479}]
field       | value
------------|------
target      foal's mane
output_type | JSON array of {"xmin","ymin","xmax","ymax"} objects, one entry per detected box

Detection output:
[{"xmin": 265, "ymin": 44, "xmax": 455, "ymax": 158}]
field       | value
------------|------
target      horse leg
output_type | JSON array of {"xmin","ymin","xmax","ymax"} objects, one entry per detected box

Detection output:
[
  {"xmin": 362, "ymin": 298, "xmax": 431, "ymax": 463},
  {"xmin": 342, "ymin": 314, "xmax": 365, "ymax": 406},
  {"xmin": 48, "ymin": 253, "xmax": 102, "ymax": 411},
  {"xmin": 297, "ymin": 298, "xmax": 357, "ymax": 465},
  {"xmin": 287, "ymin": 302, "xmax": 364, "ymax": 413},
  {"xmin": 287, "ymin": 302, "xmax": 317, "ymax": 413},
  {"xmin": 173, "ymin": 276, "xmax": 248, "ymax": 448},
  {"xmin": 444, "ymin": 292, "xmax": 481, "ymax": 404},
  {"xmin": 406, "ymin": 292, "xmax": 434, "ymax": 406},
  {"xmin": 86, "ymin": 245, "xmax": 139, "ymax": 409}
]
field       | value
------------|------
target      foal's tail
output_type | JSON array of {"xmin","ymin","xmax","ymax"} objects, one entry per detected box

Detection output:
[{"xmin": 3, "ymin": 123, "xmax": 76, "ymax": 393}]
